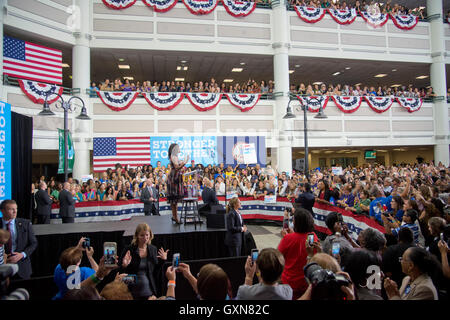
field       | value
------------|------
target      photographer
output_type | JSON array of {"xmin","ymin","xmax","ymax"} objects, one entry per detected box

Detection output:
[
  {"xmin": 0, "ymin": 264, "xmax": 29, "ymax": 300},
  {"xmin": 322, "ymin": 212, "xmax": 358, "ymax": 260},
  {"xmin": 236, "ymin": 248, "xmax": 292, "ymax": 300},
  {"xmin": 278, "ymin": 207, "xmax": 319, "ymax": 299},
  {"xmin": 295, "ymin": 183, "xmax": 315, "ymax": 216}
]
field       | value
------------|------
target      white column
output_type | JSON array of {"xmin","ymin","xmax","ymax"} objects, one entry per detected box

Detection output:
[
  {"xmin": 71, "ymin": 0, "xmax": 92, "ymax": 180},
  {"xmin": 272, "ymin": 0, "xmax": 292, "ymax": 175},
  {"xmin": 428, "ymin": 0, "xmax": 449, "ymax": 166}
]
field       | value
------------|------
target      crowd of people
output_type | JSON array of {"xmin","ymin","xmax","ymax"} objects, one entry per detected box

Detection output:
[
  {"xmin": 289, "ymin": 0, "xmax": 427, "ymax": 19},
  {"xmin": 2, "ymin": 160, "xmax": 450, "ymax": 301}
]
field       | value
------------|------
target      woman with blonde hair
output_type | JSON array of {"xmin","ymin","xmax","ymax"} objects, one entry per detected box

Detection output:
[
  {"xmin": 224, "ymin": 197, "xmax": 247, "ymax": 257},
  {"xmin": 118, "ymin": 223, "xmax": 169, "ymax": 300}
]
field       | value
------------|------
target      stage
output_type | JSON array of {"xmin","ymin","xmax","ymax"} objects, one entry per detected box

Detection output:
[{"xmin": 31, "ymin": 214, "xmax": 256, "ymax": 278}]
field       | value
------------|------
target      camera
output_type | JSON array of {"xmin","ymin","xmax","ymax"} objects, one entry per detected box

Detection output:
[
  {"xmin": 285, "ymin": 207, "xmax": 292, "ymax": 214},
  {"xmin": 303, "ymin": 262, "xmax": 350, "ymax": 300}
]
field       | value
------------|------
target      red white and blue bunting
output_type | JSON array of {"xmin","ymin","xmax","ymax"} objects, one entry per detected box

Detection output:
[
  {"xmin": 327, "ymin": 8, "xmax": 357, "ymax": 25},
  {"xmin": 360, "ymin": 11, "xmax": 389, "ymax": 28},
  {"xmin": 332, "ymin": 96, "xmax": 363, "ymax": 113},
  {"xmin": 182, "ymin": 0, "xmax": 218, "ymax": 15},
  {"xmin": 297, "ymin": 95, "xmax": 329, "ymax": 112},
  {"xmin": 225, "ymin": 93, "xmax": 260, "ymax": 112},
  {"xmin": 390, "ymin": 14, "xmax": 419, "ymax": 30},
  {"xmin": 96, "ymin": 91, "xmax": 140, "ymax": 111},
  {"xmin": 18, "ymin": 79, "xmax": 64, "ymax": 105},
  {"xmin": 141, "ymin": 92, "xmax": 185, "ymax": 111},
  {"xmin": 222, "ymin": 0, "xmax": 256, "ymax": 18},
  {"xmin": 294, "ymin": 6, "xmax": 326, "ymax": 23},
  {"xmin": 396, "ymin": 97, "xmax": 422, "ymax": 113},
  {"xmin": 185, "ymin": 92, "xmax": 223, "ymax": 111},
  {"xmin": 102, "ymin": 0, "xmax": 137, "ymax": 9},
  {"xmin": 364, "ymin": 96, "xmax": 393, "ymax": 113},
  {"xmin": 142, "ymin": 0, "xmax": 177, "ymax": 12}
]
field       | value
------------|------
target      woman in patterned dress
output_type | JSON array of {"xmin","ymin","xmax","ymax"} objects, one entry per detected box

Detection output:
[{"xmin": 167, "ymin": 143, "xmax": 189, "ymax": 224}]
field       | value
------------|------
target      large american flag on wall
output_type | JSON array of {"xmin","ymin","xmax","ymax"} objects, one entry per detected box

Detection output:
[
  {"xmin": 93, "ymin": 137, "xmax": 151, "ymax": 172},
  {"xmin": 3, "ymin": 36, "xmax": 63, "ymax": 85}
]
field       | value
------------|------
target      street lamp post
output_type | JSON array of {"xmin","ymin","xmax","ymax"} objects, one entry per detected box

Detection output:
[
  {"xmin": 39, "ymin": 92, "xmax": 90, "ymax": 182},
  {"xmin": 283, "ymin": 97, "xmax": 327, "ymax": 180}
]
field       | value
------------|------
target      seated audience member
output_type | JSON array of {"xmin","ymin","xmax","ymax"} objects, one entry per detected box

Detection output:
[
  {"xmin": 384, "ymin": 247, "xmax": 440, "ymax": 300},
  {"xmin": 177, "ymin": 262, "xmax": 232, "ymax": 300},
  {"xmin": 53, "ymin": 237, "xmax": 98, "ymax": 300},
  {"xmin": 382, "ymin": 209, "xmax": 421, "ymax": 246},
  {"xmin": 278, "ymin": 208, "xmax": 319, "ymax": 299},
  {"xmin": 382, "ymin": 227, "xmax": 416, "ymax": 287},
  {"xmin": 322, "ymin": 212, "xmax": 358, "ymax": 259},
  {"xmin": 198, "ymin": 177, "xmax": 220, "ymax": 215},
  {"xmin": 342, "ymin": 250, "xmax": 383, "ymax": 300},
  {"xmin": 345, "ymin": 189, "xmax": 370, "ymax": 215},
  {"xmin": 118, "ymin": 223, "xmax": 169, "ymax": 300},
  {"xmin": 237, "ymin": 248, "xmax": 292, "ymax": 300}
]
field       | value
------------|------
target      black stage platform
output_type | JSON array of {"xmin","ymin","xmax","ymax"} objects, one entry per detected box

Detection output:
[{"xmin": 31, "ymin": 215, "xmax": 255, "ymax": 278}]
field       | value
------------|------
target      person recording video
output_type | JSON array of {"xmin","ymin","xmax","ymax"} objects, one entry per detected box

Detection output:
[{"xmin": 295, "ymin": 183, "xmax": 315, "ymax": 216}]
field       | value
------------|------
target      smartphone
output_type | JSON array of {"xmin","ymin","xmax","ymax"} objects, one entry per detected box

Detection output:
[
  {"xmin": 251, "ymin": 249, "xmax": 259, "ymax": 263},
  {"xmin": 332, "ymin": 242, "xmax": 340, "ymax": 256},
  {"xmin": 82, "ymin": 238, "xmax": 90, "ymax": 249},
  {"xmin": 283, "ymin": 218, "xmax": 289, "ymax": 229},
  {"xmin": 440, "ymin": 233, "xmax": 445, "ymax": 242},
  {"xmin": 307, "ymin": 234, "xmax": 315, "ymax": 246},
  {"xmin": 122, "ymin": 274, "xmax": 137, "ymax": 285},
  {"xmin": 103, "ymin": 242, "xmax": 117, "ymax": 267},
  {"xmin": 172, "ymin": 253, "xmax": 180, "ymax": 269}
]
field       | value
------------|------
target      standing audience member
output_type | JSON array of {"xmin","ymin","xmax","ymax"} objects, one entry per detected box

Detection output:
[
  {"xmin": 237, "ymin": 248, "xmax": 293, "ymax": 300},
  {"xmin": 0, "ymin": 200, "xmax": 38, "ymax": 280}
]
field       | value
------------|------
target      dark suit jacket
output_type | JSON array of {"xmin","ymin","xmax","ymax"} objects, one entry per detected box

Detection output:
[
  {"xmin": 35, "ymin": 189, "xmax": 53, "ymax": 216},
  {"xmin": 224, "ymin": 209, "xmax": 244, "ymax": 247},
  {"xmin": 199, "ymin": 187, "xmax": 219, "ymax": 214},
  {"xmin": 295, "ymin": 191, "xmax": 315, "ymax": 214},
  {"xmin": 140, "ymin": 186, "xmax": 159, "ymax": 211},
  {"xmin": 59, "ymin": 189, "xmax": 75, "ymax": 218},
  {"xmin": 118, "ymin": 243, "xmax": 163, "ymax": 296},
  {"xmin": 0, "ymin": 218, "xmax": 38, "ymax": 279}
]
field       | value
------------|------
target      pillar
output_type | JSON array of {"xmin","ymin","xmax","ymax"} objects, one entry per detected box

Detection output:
[
  {"xmin": 428, "ymin": 0, "xmax": 449, "ymax": 167},
  {"xmin": 0, "ymin": 0, "xmax": 6, "ymax": 101},
  {"xmin": 273, "ymin": 0, "xmax": 293, "ymax": 175},
  {"xmin": 71, "ymin": 0, "xmax": 92, "ymax": 180}
]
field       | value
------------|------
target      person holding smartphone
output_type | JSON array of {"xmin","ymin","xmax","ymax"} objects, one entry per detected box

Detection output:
[{"xmin": 118, "ymin": 223, "xmax": 169, "ymax": 300}]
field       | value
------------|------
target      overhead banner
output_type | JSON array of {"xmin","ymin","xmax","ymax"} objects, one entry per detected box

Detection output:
[
  {"xmin": 217, "ymin": 136, "xmax": 266, "ymax": 167},
  {"xmin": 0, "ymin": 102, "xmax": 11, "ymax": 205},
  {"xmin": 58, "ymin": 129, "xmax": 75, "ymax": 174},
  {"xmin": 150, "ymin": 136, "xmax": 217, "ymax": 167}
]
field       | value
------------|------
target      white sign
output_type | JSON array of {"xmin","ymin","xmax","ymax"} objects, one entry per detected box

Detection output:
[
  {"xmin": 81, "ymin": 175, "xmax": 94, "ymax": 183},
  {"xmin": 226, "ymin": 191, "xmax": 238, "ymax": 200},
  {"xmin": 242, "ymin": 143, "xmax": 257, "ymax": 164},
  {"xmin": 332, "ymin": 166, "xmax": 343, "ymax": 175},
  {"xmin": 264, "ymin": 195, "xmax": 277, "ymax": 204}
]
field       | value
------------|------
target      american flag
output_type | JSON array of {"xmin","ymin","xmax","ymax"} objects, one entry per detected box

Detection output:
[
  {"xmin": 93, "ymin": 137, "xmax": 151, "ymax": 172},
  {"xmin": 3, "ymin": 36, "xmax": 63, "ymax": 85}
]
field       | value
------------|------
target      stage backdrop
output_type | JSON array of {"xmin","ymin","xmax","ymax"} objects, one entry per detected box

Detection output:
[
  {"xmin": 12, "ymin": 112, "xmax": 33, "ymax": 220},
  {"xmin": 0, "ymin": 101, "xmax": 11, "ymax": 207}
]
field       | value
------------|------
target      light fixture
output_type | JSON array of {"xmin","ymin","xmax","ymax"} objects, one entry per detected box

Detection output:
[
  {"xmin": 62, "ymin": 63, "xmax": 70, "ymax": 68},
  {"xmin": 392, "ymin": 69, "xmax": 397, "ymax": 72},
  {"xmin": 332, "ymin": 72, "xmax": 341, "ymax": 76},
  {"xmin": 183, "ymin": 66, "xmax": 188, "ymax": 71},
  {"xmin": 289, "ymin": 70, "xmax": 295, "ymax": 74},
  {"xmin": 295, "ymin": 64, "xmax": 300, "ymax": 68},
  {"xmin": 123, "ymin": 76, "xmax": 134, "ymax": 80},
  {"xmin": 354, "ymin": 83, "xmax": 362, "ymax": 86},
  {"xmin": 345, "ymin": 67, "xmax": 351, "ymax": 70},
  {"xmin": 313, "ymin": 82, "xmax": 323, "ymax": 85},
  {"xmin": 375, "ymin": 74, "xmax": 388, "ymax": 78},
  {"xmin": 177, "ymin": 66, "xmax": 182, "ymax": 70},
  {"xmin": 223, "ymin": 79, "xmax": 234, "ymax": 83},
  {"xmin": 240, "ymin": 62, "xmax": 246, "ymax": 65},
  {"xmin": 118, "ymin": 58, "xmax": 125, "ymax": 62},
  {"xmin": 282, "ymin": 100, "xmax": 296, "ymax": 119},
  {"xmin": 175, "ymin": 78, "xmax": 184, "ymax": 82},
  {"xmin": 232, "ymin": 68, "xmax": 243, "ymax": 72},
  {"xmin": 390, "ymin": 84, "xmax": 402, "ymax": 87},
  {"xmin": 416, "ymin": 75, "xmax": 429, "ymax": 79},
  {"xmin": 118, "ymin": 65, "xmax": 130, "ymax": 69},
  {"xmin": 181, "ymin": 60, "xmax": 187, "ymax": 63}
]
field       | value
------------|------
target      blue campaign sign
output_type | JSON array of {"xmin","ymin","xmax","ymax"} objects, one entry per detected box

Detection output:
[
  {"xmin": 0, "ymin": 101, "xmax": 11, "ymax": 206},
  {"xmin": 150, "ymin": 136, "xmax": 217, "ymax": 167}
]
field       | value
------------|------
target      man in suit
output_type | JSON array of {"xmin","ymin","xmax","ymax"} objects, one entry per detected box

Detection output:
[
  {"xmin": 224, "ymin": 197, "xmax": 247, "ymax": 257},
  {"xmin": 295, "ymin": 183, "xmax": 315, "ymax": 216},
  {"xmin": 199, "ymin": 177, "xmax": 222, "ymax": 215},
  {"xmin": 34, "ymin": 181, "xmax": 53, "ymax": 224},
  {"xmin": 59, "ymin": 182, "xmax": 76, "ymax": 223},
  {"xmin": 140, "ymin": 178, "xmax": 160, "ymax": 216},
  {"xmin": 1, "ymin": 200, "xmax": 38, "ymax": 280}
]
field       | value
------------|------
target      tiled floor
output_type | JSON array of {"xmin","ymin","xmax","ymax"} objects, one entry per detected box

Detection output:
[{"xmin": 247, "ymin": 224, "xmax": 283, "ymax": 250}]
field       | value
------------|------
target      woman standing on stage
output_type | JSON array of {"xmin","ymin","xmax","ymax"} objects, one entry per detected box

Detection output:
[{"xmin": 167, "ymin": 143, "xmax": 189, "ymax": 224}]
